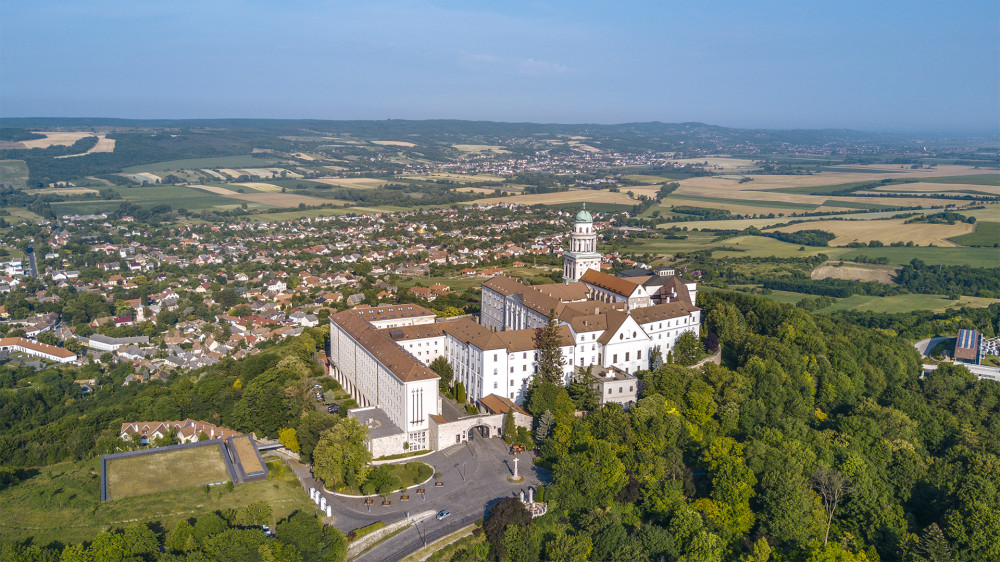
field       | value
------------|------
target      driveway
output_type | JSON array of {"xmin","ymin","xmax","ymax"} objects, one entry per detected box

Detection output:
[{"xmin": 274, "ymin": 436, "xmax": 549, "ymax": 562}]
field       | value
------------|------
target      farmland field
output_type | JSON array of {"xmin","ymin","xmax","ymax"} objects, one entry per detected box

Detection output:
[
  {"xmin": 765, "ymin": 218, "xmax": 975, "ymax": 247},
  {"xmin": 811, "ymin": 262, "xmax": 899, "ymax": 283},
  {"xmin": 0, "ymin": 455, "xmax": 312, "ymax": 545},
  {"xmin": 818, "ymin": 293, "xmax": 1000, "ymax": 314},
  {"xmin": 311, "ymin": 177, "xmax": 390, "ymax": 189},
  {"xmin": 105, "ymin": 445, "xmax": 231, "ymax": 500},
  {"xmin": 50, "ymin": 185, "xmax": 251, "ymax": 214},
  {"xmin": 835, "ymin": 246, "xmax": 1000, "ymax": 267},
  {"xmin": 949, "ymin": 221, "xmax": 1000, "ymax": 247},
  {"xmin": 188, "ymin": 184, "xmax": 333, "ymax": 207},
  {"xmin": 124, "ymin": 155, "xmax": 275, "ymax": 173},
  {"xmin": 452, "ymin": 144, "xmax": 510, "ymax": 154}
]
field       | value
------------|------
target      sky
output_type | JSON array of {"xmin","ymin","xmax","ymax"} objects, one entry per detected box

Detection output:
[{"xmin": 1, "ymin": 1, "xmax": 997, "ymax": 133}]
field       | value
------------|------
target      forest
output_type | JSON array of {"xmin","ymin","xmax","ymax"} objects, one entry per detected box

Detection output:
[{"xmin": 468, "ymin": 290, "xmax": 1000, "ymax": 562}]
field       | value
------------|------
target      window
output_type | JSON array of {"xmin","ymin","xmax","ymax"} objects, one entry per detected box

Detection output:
[
  {"xmin": 625, "ymin": 352, "xmax": 630, "ymax": 361},
  {"xmin": 493, "ymin": 353, "xmax": 497, "ymax": 361},
  {"xmin": 630, "ymin": 386, "xmax": 634, "ymax": 392},
  {"xmin": 607, "ymin": 388, "xmax": 612, "ymax": 394},
  {"xmin": 523, "ymin": 365, "xmax": 527, "ymax": 372},
  {"xmin": 613, "ymin": 354, "xmax": 618, "ymax": 363},
  {"xmin": 510, "ymin": 380, "xmax": 514, "ymax": 386},
  {"xmin": 637, "ymin": 350, "xmax": 642, "ymax": 360},
  {"xmin": 494, "ymin": 382, "xmax": 498, "ymax": 389}
]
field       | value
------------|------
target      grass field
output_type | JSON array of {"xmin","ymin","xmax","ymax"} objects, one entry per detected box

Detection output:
[
  {"xmin": 811, "ymin": 262, "xmax": 899, "ymax": 283},
  {"xmin": 339, "ymin": 462, "xmax": 433, "ymax": 495},
  {"xmin": 124, "ymin": 155, "xmax": 276, "ymax": 173},
  {"xmin": 311, "ymin": 177, "xmax": 390, "ymax": 189},
  {"xmin": 667, "ymin": 193, "xmax": 818, "ymax": 210},
  {"xmin": 106, "ymin": 445, "xmax": 231, "ymax": 501},
  {"xmin": 949, "ymin": 221, "xmax": 1000, "ymax": 247},
  {"xmin": 835, "ymin": 246, "xmax": 1000, "ymax": 267},
  {"xmin": 0, "ymin": 159, "xmax": 29, "ymax": 188},
  {"xmin": 0, "ymin": 456, "xmax": 313, "ymax": 546},
  {"xmin": 50, "ymin": 185, "xmax": 255, "ymax": 215},
  {"xmin": 818, "ymin": 293, "xmax": 1000, "ymax": 314},
  {"xmin": 918, "ymin": 174, "xmax": 1000, "ymax": 186}
]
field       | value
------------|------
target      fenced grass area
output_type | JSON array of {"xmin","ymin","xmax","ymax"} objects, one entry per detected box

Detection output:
[{"xmin": 105, "ymin": 445, "xmax": 230, "ymax": 501}]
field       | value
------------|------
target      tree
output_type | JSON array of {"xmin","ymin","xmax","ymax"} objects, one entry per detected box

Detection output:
[
  {"xmin": 312, "ymin": 417, "xmax": 372, "ymax": 490},
  {"xmin": 673, "ymin": 331, "xmax": 704, "ymax": 366},
  {"xmin": 810, "ymin": 466, "xmax": 853, "ymax": 546},
  {"xmin": 910, "ymin": 523, "xmax": 953, "ymax": 562},
  {"xmin": 502, "ymin": 523, "xmax": 540, "ymax": 562},
  {"xmin": 276, "ymin": 510, "xmax": 347, "ymax": 562},
  {"xmin": 535, "ymin": 410, "xmax": 555, "ymax": 443},
  {"xmin": 567, "ymin": 365, "xmax": 599, "ymax": 411},
  {"xmin": 278, "ymin": 427, "xmax": 300, "ymax": 453},
  {"xmin": 534, "ymin": 310, "xmax": 564, "ymax": 385},
  {"xmin": 502, "ymin": 408, "xmax": 516, "ymax": 444},
  {"xmin": 546, "ymin": 532, "xmax": 592, "ymax": 562},
  {"xmin": 484, "ymin": 497, "xmax": 532, "ymax": 560},
  {"xmin": 429, "ymin": 356, "xmax": 454, "ymax": 391},
  {"xmin": 239, "ymin": 501, "xmax": 273, "ymax": 527}
]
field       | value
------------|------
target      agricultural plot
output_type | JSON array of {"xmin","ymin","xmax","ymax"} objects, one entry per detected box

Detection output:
[
  {"xmin": 452, "ymin": 144, "xmax": 510, "ymax": 153},
  {"xmin": 200, "ymin": 169, "xmax": 227, "ymax": 180},
  {"xmin": 188, "ymin": 184, "xmax": 335, "ymax": 207},
  {"xmin": 765, "ymin": 218, "xmax": 975, "ymax": 247},
  {"xmin": 401, "ymin": 172, "xmax": 507, "ymax": 183},
  {"xmin": 54, "ymin": 134, "xmax": 116, "ymax": 158},
  {"xmin": 472, "ymin": 188, "xmax": 642, "ymax": 207},
  {"xmin": 235, "ymin": 182, "xmax": 283, "ymax": 192},
  {"xmin": 120, "ymin": 172, "xmax": 162, "ymax": 184},
  {"xmin": 125, "ymin": 155, "xmax": 275, "ymax": 173},
  {"xmin": 371, "ymin": 140, "xmax": 416, "ymax": 147},
  {"xmin": 50, "ymin": 185, "xmax": 249, "ymax": 215},
  {"xmin": 105, "ymin": 445, "xmax": 231, "ymax": 501},
  {"xmin": 811, "ymin": 263, "xmax": 899, "ymax": 284},
  {"xmin": 311, "ymin": 177, "xmax": 390, "ymax": 189},
  {"xmin": 2, "ymin": 131, "xmax": 94, "ymax": 149},
  {"xmin": 0, "ymin": 159, "xmax": 29, "ymax": 188},
  {"xmin": 835, "ymin": 246, "xmax": 1000, "ymax": 267},
  {"xmin": 949, "ymin": 221, "xmax": 1000, "ymax": 247},
  {"xmin": 819, "ymin": 294, "xmax": 1000, "ymax": 314}
]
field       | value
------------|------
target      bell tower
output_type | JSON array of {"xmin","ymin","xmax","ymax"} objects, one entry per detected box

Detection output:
[{"xmin": 563, "ymin": 204, "xmax": 602, "ymax": 282}]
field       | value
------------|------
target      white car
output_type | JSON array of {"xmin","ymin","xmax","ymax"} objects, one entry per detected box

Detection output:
[{"xmin": 436, "ymin": 510, "xmax": 451, "ymax": 521}]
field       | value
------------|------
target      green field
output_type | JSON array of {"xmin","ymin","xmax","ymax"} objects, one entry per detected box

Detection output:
[
  {"xmin": 836, "ymin": 246, "xmax": 1000, "ymax": 267},
  {"xmin": 818, "ymin": 293, "xmax": 1000, "ymax": 314},
  {"xmin": 918, "ymin": 174, "xmax": 1000, "ymax": 186},
  {"xmin": 124, "ymin": 155, "xmax": 277, "ymax": 173},
  {"xmin": 821, "ymin": 199, "xmax": 897, "ymax": 210},
  {"xmin": 668, "ymin": 193, "xmax": 818, "ymax": 210},
  {"xmin": 49, "ymin": 184, "xmax": 265, "ymax": 215},
  {"xmin": 106, "ymin": 445, "xmax": 231, "ymax": 500},
  {"xmin": 0, "ymin": 159, "xmax": 29, "ymax": 188},
  {"xmin": 0, "ymin": 455, "xmax": 313, "ymax": 545},
  {"xmin": 544, "ymin": 202, "xmax": 634, "ymax": 213},
  {"xmin": 949, "ymin": 221, "xmax": 1000, "ymax": 247}
]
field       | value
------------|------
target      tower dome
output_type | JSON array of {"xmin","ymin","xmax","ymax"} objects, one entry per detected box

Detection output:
[{"xmin": 574, "ymin": 203, "xmax": 593, "ymax": 223}]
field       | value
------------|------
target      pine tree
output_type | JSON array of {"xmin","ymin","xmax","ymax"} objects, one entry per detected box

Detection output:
[
  {"xmin": 534, "ymin": 310, "xmax": 564, "ymax": 385},
  {"xmin": 535, "ymin": 410, "xmax": 556, "ymax": 442},
  {"xmin": 502, "ymin": 408, "xmax": 516, "ymax": 444}
]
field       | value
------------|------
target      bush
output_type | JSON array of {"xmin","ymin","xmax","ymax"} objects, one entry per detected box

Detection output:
[{"xmin": 349, "ymin": 520, "xmax": 386, "ymax": 541}]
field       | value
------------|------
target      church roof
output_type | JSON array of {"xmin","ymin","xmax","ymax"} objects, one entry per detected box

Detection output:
[{"xmin": 574, "ymin": 204, "xmax": 593, "ymax": 223}]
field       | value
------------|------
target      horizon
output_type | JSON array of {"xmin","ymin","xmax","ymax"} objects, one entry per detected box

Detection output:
[{"xmin": 2, "ymin": 1, "xmax": 998, "ymax": 135}]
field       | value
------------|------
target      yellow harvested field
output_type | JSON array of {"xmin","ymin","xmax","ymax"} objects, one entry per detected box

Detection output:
[
  {"xmin": 218, "ymin": 169, "xmax": 243, "ymax": 178},
  {"xmin": 403, "ymin": 172, "xmax": 507, "ymax": 182},
  {"xmin": 821, "ymin": 164, "xmax": 996, "ymax": 177},
  {"xmin": 54, "ymin": 134, "xmax": 117, "ymax": 158},
  {"xmin": 812, "ymin": 263, "xmax": 899, "ymax": 284},
  {"xmin": 311, "ymin": 177, "xmax": 388, "ymax": 189},
  {"xmin": 371, "ymin": 140, "xmax": 416, "ymax": 147},
  {"xmin": 766, "ymin": 219, "xmax": 975, "ymax": 247},
  {"xmin": 292, "ymin": 153, "xmax": 316, "ymax": 161},
  {"xmin": 236, "ymin": 182, "xmax": 282, "ymax": 192},
  {"xmin": 188, "ymin": 184, "xmax": 337, "ymax": 207},
  {"xmin": 452, "ymin": 144, "xmax": 510, "ymax": 154},
  {"xmin": 15, "ymin": 132, "xmax": 95, "ymax": 149}
]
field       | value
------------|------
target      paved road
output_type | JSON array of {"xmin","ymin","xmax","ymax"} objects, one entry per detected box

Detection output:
[
  {"xmin": 914, "ymin": 337, "xmax": 953, "ymax": 357},
  {"xmin": 276, "ymin": 437, "xmax": 549, "ymax": 561}
]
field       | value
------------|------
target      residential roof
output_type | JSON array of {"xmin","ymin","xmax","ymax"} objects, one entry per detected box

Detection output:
[
  {"xmin": 479, "ymin": 393, "xmax": 530, "ymax": 416},
  {"xmin": 580, "ymin": 269, "xmax": 641, "ymax": 297},
  {"xmin": 349, "ymin": 304, "xmax": 436, "ymax": 322},
  {"xmin": 0, "ymin": 337, "xmax": 76, "ymax": 359},
  {"xmin": 630, "ymin": 301, "xmax": 699, "ymax": 325}
]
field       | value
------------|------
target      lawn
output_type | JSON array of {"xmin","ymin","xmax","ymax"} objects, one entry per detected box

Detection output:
[
  {"xmin": 339, "ymin": 462, "xmax": 434, "ymax": 495},
  {"xmin": 949, "ymin": 221, "xmax": 1000, "ymax": 247},
  {"xmin": 105, "ymin": 445, "xmax": 231, "ymax": 500},
  {"xmin": 0, "ymin": 456, "xmax": 313, "ymax": 546},
  {"xmin": 124, "ymin": 155, "xmax": 277, "ymax": 173}
]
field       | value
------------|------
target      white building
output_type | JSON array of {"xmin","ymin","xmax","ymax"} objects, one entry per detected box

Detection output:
[
  {"xmin": 0, "ymin": 337, "xmax": 77, "ymax": 364},
  {"xmin": 562, "ymin": 205, "xmax": 602, "ymax": 282},
  {"xmin": 328, "ymin": 308, "xmax": 440, "ymax": 454}
]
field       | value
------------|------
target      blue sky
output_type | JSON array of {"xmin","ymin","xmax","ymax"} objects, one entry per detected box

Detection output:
[{"xmin": 1, "ymin": 1, "xmax": 997, "ymax": 132}]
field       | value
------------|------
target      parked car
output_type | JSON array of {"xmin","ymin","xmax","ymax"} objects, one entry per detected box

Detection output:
[
  {"xmin": 327, "ymin": 404, "xmax": 340, "ymax": 414},
  {"xmin": 436, "ymin": 510, "xmax": 451, "ymax": 521}
]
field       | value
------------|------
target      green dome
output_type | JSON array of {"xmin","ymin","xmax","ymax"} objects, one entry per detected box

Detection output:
[{"xmin": 574, "ymin": 205, "xmax": 593, "ymax": 223}]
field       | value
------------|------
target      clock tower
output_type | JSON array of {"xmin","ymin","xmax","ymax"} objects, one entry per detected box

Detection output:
[{"xmin": 563, "ymin": 204, "xmax": 602, "ymax": 282}]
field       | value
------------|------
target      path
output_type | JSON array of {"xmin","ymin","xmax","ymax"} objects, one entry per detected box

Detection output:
[{"xmin": 692, "ymin": 348, "xmax": 722, "ymax": 368}]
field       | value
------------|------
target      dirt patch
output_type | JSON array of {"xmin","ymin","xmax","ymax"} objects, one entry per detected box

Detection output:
[
  {"xmin": 371, "ymin": 140, "xmax": 415, "ymax": 147},
  {"xmin": 188, "ymin": 184, "xmax": 337, "ymax": 207},
  {"xmin": 812, "ymin": 262, "xmax": 899, "ymax": 284}
]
